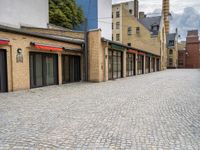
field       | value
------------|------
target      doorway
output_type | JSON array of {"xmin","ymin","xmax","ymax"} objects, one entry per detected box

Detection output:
[{"xmin": 0, "ymin": 49, "xmax": 8, "ymax": 92}]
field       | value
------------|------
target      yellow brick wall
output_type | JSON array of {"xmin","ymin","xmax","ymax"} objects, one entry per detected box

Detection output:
[{"xmin": 0, "ymin": 31, "xmax": 82, "ymax": 92}]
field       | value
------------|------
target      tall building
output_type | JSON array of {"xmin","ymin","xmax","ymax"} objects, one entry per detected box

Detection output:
[
  {"xmin": 162, "ymin": 0, "xmax": 170, "ymax": 34},
  {"xmin": 166, "ymin": 30, "xmax": 179, "ymax": 68},
  {"xmin": 185, "ymin": 30, "xmax": 200, "ymax": 68},
  {"xmin": 0, "ymin": 0, "xmax": 48, "ymax": 28},
  {"xmin": 112, "ymin": 2, "xmax": 167, "ymax": 71},
  {"xmin": 75, "ymin": 0, "xmax": 112, "ymax": 40}
]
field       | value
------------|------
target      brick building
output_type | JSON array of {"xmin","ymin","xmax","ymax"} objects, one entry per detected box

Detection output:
[
  {"xmin": 178, "ymin": 42, "xmax": 186, "ymax": 68},
  {"xmin": 185, "ymin": 30, "xmax": 200, "ymax": 68}
]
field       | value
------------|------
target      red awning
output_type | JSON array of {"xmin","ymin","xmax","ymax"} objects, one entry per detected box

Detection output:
[
  {"xmin": 127, "ymin": 49, "xmax": 138, "ymax": 54},
  {"xmin": 0, "ymin": 38, "xmax": 9, "ymax": 45},
  {"xmin": 138, "ymin": 52, "xmax": 146, "ymax": 55},
  {"xmin": 31, "ymin": 42, "xmax": 63, "ymax": 52}
]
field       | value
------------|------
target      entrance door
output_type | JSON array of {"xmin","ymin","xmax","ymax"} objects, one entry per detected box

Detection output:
[
  {"xmin": 62, "ymin": 55, "xmax": 81, "ymax": 83},
  {"xmin": 156, "ymin": 58, "xmax": 160, "ymax": 71},
  {"xmin": 108, "ymin": 50, "xmax": 122, "ymax": 80},
  {"xmin": 0, "ymin": 50, "xmax": 7, "ymax": 92},
  {"xmin": 151, "ymin": 57, "xmax": 155, "ymax": 72},
  {"xmin": 137, "ymin": 55, "xmax": 144, "ymax": 75},
  {"xmin": 30, "ymin": 52, "xmax": 58, "ymax": 88},
  {"xmin": 145, "ymin": 56, "xmax": 150, "ymax": 73},
  {"xmin": 126, "ymin": 53, "xmax": 135, "ymax": 76}
]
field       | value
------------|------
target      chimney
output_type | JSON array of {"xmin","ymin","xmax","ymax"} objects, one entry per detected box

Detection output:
[
  {"xmin": 134, "ymin": 0, "xmax": 139, "ymax": 18},
  {"xmin": 162, "ymin": 0, "xmax": 170, "ymax": 34},
  {"xmin": 139, "ymin": 12, "xmax": 146, "ymax": 19}
]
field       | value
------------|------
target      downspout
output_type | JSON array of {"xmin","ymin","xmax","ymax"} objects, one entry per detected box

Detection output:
[{"xmin": 104, "ymin": 41, "xmax": 109, "ymax": 82}]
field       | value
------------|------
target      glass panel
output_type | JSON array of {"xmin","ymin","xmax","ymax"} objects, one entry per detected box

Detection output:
[
  {"xmin": 35, "ymin": 54, "xmax": 43, "ymax": 87},
  {"xmin": 44, "ymin": 55, "xmax": 54, "ymax": 85},
  {"xmin": 63, "ymin": 56, "xmax": 70, "ymax": 82},
  {"xmin": 117, "ymin": 52, "xmax": 121, "ymax": 78},
  {"xmin": 113, "ymin": 53, "xmax": 118, "ymax": 78},
  {"xmin": 108, "ymin": 50, "xmax": 112, "ymax": 79}
]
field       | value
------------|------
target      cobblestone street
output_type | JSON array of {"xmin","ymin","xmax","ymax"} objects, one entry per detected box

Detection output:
[{"xmin": 0, "ymin": 69, "xmax": 200, "ymax": 149}]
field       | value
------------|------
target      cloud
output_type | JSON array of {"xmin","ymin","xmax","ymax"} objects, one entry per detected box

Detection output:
[{"xmin": 171, "ymin": 7, "xmax": 200, "ymax": 40}]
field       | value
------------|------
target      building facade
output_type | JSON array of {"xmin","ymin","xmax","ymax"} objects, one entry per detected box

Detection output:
[
  {"xmin": 166, "ymin": 31, "xmax": 178, "ymax": 68},
  {"xmin": 185, "ymin": 30, "xmax": 200, "ymax": 68},
  {"xmin": 178, "ymin": 42, "xmax": 186, "ymax": 68},
  {"xmin": 112, "ymin": 2, "xmax": 167, "ymax": 71},
  {"xmin": 0, "ymin": 0, "xmax": 48, "ymax": 28},
  {"xmin": 75, "ymin": 0, "xmax": 112, "ymax": 40},
  {"xmin": 0, "ymin": 25, "xmax": 84, "ymax": 92}
]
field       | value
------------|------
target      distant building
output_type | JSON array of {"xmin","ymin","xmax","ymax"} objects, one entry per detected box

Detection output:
[
  {"xmin": 185, "ymin": 30, "xmax": 200, "ymax": 68},
  {"xmin": 75, "ymin": 0, "xmax": 112, "ymax": 40},
  {"xmin": 0, "ymin": 0, "xmax": 48, "ymax": 28},
  {"xmin": 178, "ymin": 42, "xmax": 186, "ymax": 68},
  {"xmin": 166, "ymin": 30, "xmax": 179, "ymax": 68}
]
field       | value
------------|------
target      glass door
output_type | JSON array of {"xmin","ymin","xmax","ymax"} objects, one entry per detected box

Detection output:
[{"xmin": 0, "ymin": 49, "xmax": 7, "ymax": 92}]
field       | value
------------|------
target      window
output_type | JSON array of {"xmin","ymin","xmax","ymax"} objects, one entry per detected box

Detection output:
[
  {"xmin": 169, "ymin": 49, "xmax": 173, "ymax": 55},
  {"xmin": 169, "ymin": 58, "xmax": 173, "ymax": 66},
  {"xmin": 116, "ymin": 11, "xmax": 120, "ymax": 18},
  {"xmin": 116, "ymin": 34, "xmax": 120, "ymax": 41},
  {"xmin": 169, "ymin": 40, "xmax": 174, "ymax": 46},
  {"xmin": 112, "ymin": 23, "xmax": 113, "ymax": 29},
  {"xmin": 112, "ymin": 12, "xmax": 113, "ymax": 18},
  {"xmin": 116, "ymin": 22, "xmax": 120, "ymax": 29},
  {"xmin": 127, "ymin": 43, "xmax": 131, "ymax": 46},
  {"xmin": 128, "ymin": 27, "xmax": 132, "ymax": 35},
  {"xmin": 151, "ymin": 25, "xmax": 159, "ymax": 31},
  {"xmin": 136, "ymin": 27, "xmax": 140, "ymax": 33},
  {"xmin": 129, "ymin": 9, "xmax": 133, "ymax": 14}
]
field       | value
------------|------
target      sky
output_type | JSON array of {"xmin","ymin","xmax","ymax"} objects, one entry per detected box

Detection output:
[{"xmin": 112, "ymin": 0, "xmax": 200, "ymax": 40}]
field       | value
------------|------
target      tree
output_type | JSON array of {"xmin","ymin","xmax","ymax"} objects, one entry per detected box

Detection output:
[{"xmin": 49, "ymin": 0, "xmax": 84, "ymax": 29}]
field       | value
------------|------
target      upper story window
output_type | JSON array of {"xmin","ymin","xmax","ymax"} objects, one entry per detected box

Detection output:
[
  {"xmin": 116, "ymin": 34, "xmax": 120, "ymax": 41},
  {"xmin": 169, "ymin": 49, "xmax": 173, "ymax": 55},
  {"xmin": 151, "ymin": 25, "xmax": 159, "ymax": 31},
  {"xmin": 128, "ymin": 27, "xmax": 132, "ymax": 35},
  {"xmin": 136, "ymin": 27, "xmax": 140, "ymax": 34},
  {"xmin": 116, "ymin": 22, "xmax": 120, "ymax": 29},
  {"xmin": 129, "ymin": 9, "xmax": 133, "ymax": 14},
  {"xmin": 127, "ymin": 43, "xmax": 131, "ymax": 46},
  {"xmin": 116, "ymin": 11, "xmax": 120, "ymax": 18},
  {"xmin": 169, "ymin": 40, "xmax": 174, "ymax": 46},
  {"xmin": 112, "ymin": 12, "xmax": 113, "ymax": 18},
  {"xmin": 112, "ymin": 23, "xmax": 113, "ymax": 29}
]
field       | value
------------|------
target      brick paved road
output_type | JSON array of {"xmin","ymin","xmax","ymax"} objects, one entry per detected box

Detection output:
[{"xmin": 0, "ymin": 69, "xmax": 200, "ymax": 150}]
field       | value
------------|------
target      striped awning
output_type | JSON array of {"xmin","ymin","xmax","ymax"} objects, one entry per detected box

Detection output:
[
  {"xmin": 30, "ymin": 42, "xmax": 63, "ymax": 52},
  {"xmin": 0, "ymin": 38, "xmax": 9, "ymax": 45}
]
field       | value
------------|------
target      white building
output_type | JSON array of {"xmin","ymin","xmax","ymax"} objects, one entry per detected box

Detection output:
[
  {"xmin": 0, "ymin": 0, "xmax": 48, "ymax": 28},
  {"xmin": 76, "ymin": 0, "xmax": 112, "ymax": 40}
]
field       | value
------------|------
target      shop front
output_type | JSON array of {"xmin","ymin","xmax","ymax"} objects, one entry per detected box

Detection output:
[
  {"xmin": 137, "ymin": 53, "xmax": 145, "ymax": 75},
  {"xmin": 126, "ymin": 50, "xmax": 136, "ymax": 77},
  {"xmin": 108, "ymin": 44, "xmax": 124, "ymax": 80},
  {"xmin": 156, "ymin": 58, "xmax": 160, "ymax": 71},
  {"xmin": 145, "ymin": 56, "xmax": 151, "ymax": 74},
  {"xmin": 30, "ymin": 52, "xmax": 58, "ymax": 88},
  {"xmin": 151, "ymin": 57, "xmax": 156, "ymax": 72},
  {"xmin": 0, "ymin": 49, "xmax": 8, "ymax": 92},
  {"xmin": 62, "ymin": 55, "xmax": 81, "ymax": 83}
]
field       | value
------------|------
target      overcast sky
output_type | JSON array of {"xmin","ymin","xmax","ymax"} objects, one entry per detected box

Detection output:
[{"xmin": 112, "ymin": 0, "xmax": 200, "ymax": 40}]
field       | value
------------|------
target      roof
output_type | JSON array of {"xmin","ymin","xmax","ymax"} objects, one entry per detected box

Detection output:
[
  {"xmin": 139, "ymin": 16, "xmax": 161, "ymax": 36},
  {"xmin": 0, "ymin": 25, "xmax": 84, "ymax": 45},
  {"xmin": 102, "ymin": 38, "xmax": 160, "ymax": 57},
  {"xmin": 187, "ymin": 30, "xmax": 198, "ymax": 36},
  {"xmin": 166, "ymin": 33, "xmax": 176, "ymax": 47}
]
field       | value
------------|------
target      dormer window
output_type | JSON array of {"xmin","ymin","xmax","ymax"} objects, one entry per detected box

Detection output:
[
  {"xmin": 151, "ymin": 24, "xmax": 159, "ymax": 31},
  {"xmin": 169, "ymin": 40, "xmax": 174, "ymax": 46},
  {"xmin": 129, "ymin": 9, "xmax": 133, "ymax": 14}
]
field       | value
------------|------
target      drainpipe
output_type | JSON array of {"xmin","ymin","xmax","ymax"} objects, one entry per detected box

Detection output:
[
  {"xmin": 104, "ymin": 42, "xmax": 109, "ymax": 82},
  {"xmin": 84, "ymin": 18, "xmax": 88, "ymax": 81}
]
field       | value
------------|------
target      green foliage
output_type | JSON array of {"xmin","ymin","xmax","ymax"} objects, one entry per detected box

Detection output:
[{"xmin": 49, "ymin": 0, "xmax": 84, "ymax": 29}]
